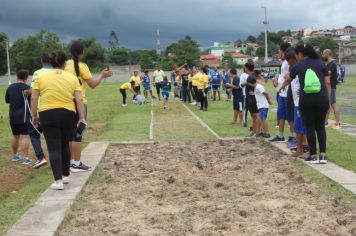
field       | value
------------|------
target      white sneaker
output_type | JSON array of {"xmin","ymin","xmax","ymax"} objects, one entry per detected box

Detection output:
[
  {"xmin": 50, "ymin": 182, "xmax": 64, "ymax": 190},
  {"xmin": 122, "ymin": 104, "xmax": 127, "ymax": 107},
  {"xmin": 62, "ymin": 176, "xmax": 70, "ymax": 184}
]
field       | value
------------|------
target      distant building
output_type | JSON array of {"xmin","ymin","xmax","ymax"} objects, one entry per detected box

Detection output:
[
  {"xmin": 229, "ymin": 52, "xmax": 250, "ymax": 65},
  {"xmin": 209, "ymin": 42, "xmax": 237, "ymax": 57},
  {"xmin": 200, "ymin": 54, "xmax": 222, "ymax": 67},
  {"xmin": 341, "ymin": 41, "xmax": 356, "ymax": 57}
]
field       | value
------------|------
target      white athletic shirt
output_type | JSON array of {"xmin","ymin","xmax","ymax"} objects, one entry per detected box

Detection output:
[
  {"xmin": 291, "ymin": 75, "xmax": 300, "ymax": 107},
  {"xmin": 255, "ymin": 84, "xmax": 269, "ymax": 109},
  {"xmin": 277, "ymin": 60, "xmax": 289, "ymax": 97},
  {"xmin": 239, "ymin": 72, "xmax": 248, "ymax": 96}
]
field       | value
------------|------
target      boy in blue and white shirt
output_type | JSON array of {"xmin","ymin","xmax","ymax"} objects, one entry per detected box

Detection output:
[
  {"xmin": 161, "ymin": 77, "xmax": 172, "ymax": 109},
  {"xmin": 211, "ymin": 67, "xmax": 221, "ymax": 101},
  {"xmin": 142, "ymin": 70, "xmax": 155, "ymax": 99}
]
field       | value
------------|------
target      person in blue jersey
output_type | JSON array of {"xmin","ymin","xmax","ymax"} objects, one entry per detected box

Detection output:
[
  {"xmin": 225, "ymin": 68, "xmax": 243, "ymax": 125},
  {"xmin": 142, "ymin": 70, "xmax": 155, "ymax": 99},
  {"xmin": 161, "ymin": 77, "xmax": 172, "ymax": 109},
  {"xmin": 337, "ymin": 64, "xmax": 345, "ymax": 83},
  {"xmin": 211, "ymin": 67, "xmax": 222, "ymax": 101},
  {"xmin": 222, "ymin": 70, "xmax": 231, "ymax": 101}
]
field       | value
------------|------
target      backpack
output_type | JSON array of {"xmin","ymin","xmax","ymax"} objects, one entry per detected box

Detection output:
[{"xmin": 304, "ymin": 68, "xmax": 321, "ymax": 94}]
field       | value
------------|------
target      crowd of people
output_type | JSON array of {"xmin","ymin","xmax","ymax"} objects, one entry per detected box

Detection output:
[
  {"xmin": 5, "ymin": 41, "xmax": 343, "ymax": 190},
  {"xmin": 5, "ymin": 41, "xmax": 112, "ymax": 190}
]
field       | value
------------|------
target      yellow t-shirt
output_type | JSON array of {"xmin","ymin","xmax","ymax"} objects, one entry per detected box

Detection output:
[
  {"xmin": 32, "ymin": 69, "xmax": 81, "ymax": 112},
  {"xmin": 130, "ymin": 76, "xmax": 141, "ymax": 87},
  {"xmin": 198, "ymin": 74, "xmax": 209, "ymax": 90},
  {"xmin": 153, "ymin": 70, "xmax": 165, "ymax": 82},
  {"xmin": 192, "ymin": 72, "xmax": 201, "ymax": 86},
  {"xmin": 65, "ymin": 60, "xmax": 92, "ymax": 104},
  {"xmin": 176, "ymin": 75, "xmax": 181, "ymax": 84},
  {"xmin": 120, "ymin": 82, "xmax": 132, "ymax": 90}
]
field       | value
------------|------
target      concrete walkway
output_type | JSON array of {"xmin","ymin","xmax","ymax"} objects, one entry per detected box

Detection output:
[
  {"xmin": 6, "ymin": 142, "xmax": 109, "ymax": 236},
  {"xmin": 271, "ymin": 142, "xmax": 356, "ymax": 194},
  {"xmin": 328, "ymin": 119, "xmax": 356, "ymax": 137}
]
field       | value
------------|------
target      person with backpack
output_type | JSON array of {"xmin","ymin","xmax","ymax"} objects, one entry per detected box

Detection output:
[{"xmin": 281, "ymin": 44, "xmax": 329, "ymax": 164}]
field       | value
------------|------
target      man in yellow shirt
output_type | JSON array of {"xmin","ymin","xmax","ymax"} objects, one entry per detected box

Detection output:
[
  {"xmin": 198, "ymin": 67, "xmax": 209, "ymax": 111},
  {"xmin": 193, "ymin": 68, "xmax": 202, "ymax": 107},
  {"xmin": 129, "ymin": 70, "xmax": 141, "ymax": 100}
]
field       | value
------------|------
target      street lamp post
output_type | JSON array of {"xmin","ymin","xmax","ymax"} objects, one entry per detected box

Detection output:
[
  {"xmin": 6, "ymin": 40, "xmax": 12, "ymax": 85},
  {"xmin": 261, "ymin": 6, "xmax": 268, "ymax": 64}
]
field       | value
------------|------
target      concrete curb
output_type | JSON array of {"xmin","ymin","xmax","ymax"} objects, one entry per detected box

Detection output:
[{"xmin": 6, "ymin": 142, "xmax": 109, "ymax": 236}]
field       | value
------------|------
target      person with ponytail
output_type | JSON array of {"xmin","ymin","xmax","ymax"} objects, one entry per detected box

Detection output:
[
  {"xmin": 65, "ymin": 41, "xmax": 112, "ymax": 172},
  {"xmin": 281, "ymin": 44, "xmax": 329, "ymax": 164},
  {"xmin": 31, "ymin": 51, "xmax": 85, "ymax": 190}
]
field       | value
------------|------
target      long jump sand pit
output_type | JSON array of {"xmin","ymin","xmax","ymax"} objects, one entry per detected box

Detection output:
[{"xmin": 59, "ymin": 140, "xmax": 356, "ymax": 235}]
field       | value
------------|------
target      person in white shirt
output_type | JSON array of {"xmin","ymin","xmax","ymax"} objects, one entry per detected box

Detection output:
[
  {"xmin": 270, "ymin": 43, "xmax": 295, "ymax": 143},
  {"xmin": 247, "ymin": 76, "xmax": 272, "ymax": 138},
  {"xmin": 152, "ymin": 65, "xmax": 166, "ymax": 101}
]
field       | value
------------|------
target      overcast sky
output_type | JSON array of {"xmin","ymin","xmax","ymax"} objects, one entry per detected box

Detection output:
[{"xmin": 0, "ymin": 0, "xmax": 355, "ymax": 50}]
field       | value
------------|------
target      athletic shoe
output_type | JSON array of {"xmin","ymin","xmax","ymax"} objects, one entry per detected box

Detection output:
[
  {"xmin": 319, "ymin": 155, "xmax": 328, "ymax": 164},
  {"xmin": 275, "ymin": 125, "xmax": 279, "ymax": 128},
  {"xmin": 70, "ymin": 162, "xmax": 92, "ymax": 173},
  {"xmin": 303, "ymin": 145, "xmax": 310, "ymax": 154},
  {"xmin": 325, "ymin": 122, "xmax": 330, "ymax": 128},
  {"xmin": 287, "ymin": 139, "xmax": 297, "ymax": 149},
  {"xmin": 62, "ymin": 176, "xmax": 70, "ymax": 184},
  {"xmin": 269, "ymin": 136, "xmax": 285, "ymax": 142},
  {"xmin": 262, "ymin": 133, "xmax": 271, "ymax": 139},
  {"xmin": 304, "ymin": 156, "xmax": 319, "ymax": 164},
  {"xmin": 256, "ymin": 133, "xmax": 265, "ymax": 138},
  {"xmin": 190, "ymin": 102, "xmax": 196, "ymax": 105},
  {"xmin": 33, "ymin": 157, "xmax": 48, "ymax": 169},
  {"xmin": 50, "ymin": 182, "xmax": 64, "ymax": 190},
  {"xmin": 122, "ymin": 104, "xmax": 127, "ymax": 107},
  {"xmin": 332, "ymin": 124, "xmax": 341, "ymax": 130},
  {"xmin": 22, "ymin": 158, "xmax": 32, "ymax": 165},
  {"xmin": 11, "ymin": 154, "xmax": 22, "ymax": 162}
]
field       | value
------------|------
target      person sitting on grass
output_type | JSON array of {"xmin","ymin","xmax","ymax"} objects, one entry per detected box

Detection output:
[
  {"xmin": 161, "ymin": 77, "xmax": 172, "ymax": 109},
  {"xmin": 142, "ymin": 70, "xmax": 155, "ymax": 99},
  {"xmin": 247, "ymin": 75, "xmax": 272, "ymax": 138},
  {"xmin": 120, "ymin": 81, "xmax": 137, "ymax": 107},
  {"xmin": 5, "ymin": 69, "xmax": 32, "ymax": 165}
]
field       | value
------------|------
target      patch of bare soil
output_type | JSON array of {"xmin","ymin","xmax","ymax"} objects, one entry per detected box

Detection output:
[
  {"xmin": 59, "ymin": 140, "xmax": 356, "ymax": 236},
  {"xmin": 0, "ymin": 170, "xmax": 27, "ymax": 200}
]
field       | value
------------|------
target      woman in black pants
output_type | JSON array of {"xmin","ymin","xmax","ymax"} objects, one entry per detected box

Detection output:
[
  {"xmin": 282, "ymin": 44, "xmax": 330, "ymax": 164},
  {"xmin": 199, "ymin": 67, "xmax": 209, "ymax": 111},
  {"xmin": 31, "ymin": 51, "xmax": 85, "ymax": 190}
]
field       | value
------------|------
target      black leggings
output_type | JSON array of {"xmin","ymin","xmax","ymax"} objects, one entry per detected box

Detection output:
[
  {"xmin": 155, "ymin": 82, "xmax": 162, "ymax": 97},
  {"xmin": 120, "ymin": 89, "xmax": 127, "ymax": 104},
  {"xmin": 193, "ymin": 86, "xmax": 199, "ymax": 102},
  {"xmin": 199, "ymin": 88, "xmax": 208, "ymax": 110},
  {"xmin": 39, "ymin": 109, "xmax": 75, "ymax": 181},
  {"xmin": 299, "ymin": 95, "xmax": 329, "ymax": 156}
]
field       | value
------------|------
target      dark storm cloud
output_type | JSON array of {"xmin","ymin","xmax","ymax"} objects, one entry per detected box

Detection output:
[{"xmin": 0, "ymin": 0, "xmax": 355, "ymax": 49}]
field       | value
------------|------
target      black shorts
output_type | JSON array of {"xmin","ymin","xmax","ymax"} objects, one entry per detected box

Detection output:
[
  {"xmin": 134, "ymin": 85, "xmax": 140, "ymax": 93},
  {"xmin": 10, "ymin": 123, "xmax": 29, "ymax": 135},
  {"xmin": 233, "ymin": 96, "xmax": 244, "ymax": 111},
  {"xmin": 246, "ymin": 96, "xmax": 258, "ymax": 114},
  {"xmin": 70, "ymin": 104, "xmax": 88, "ymax": 142},
  {"xmin": 287, "ymin": 87, "xmax": 294, "ymax": 122}
]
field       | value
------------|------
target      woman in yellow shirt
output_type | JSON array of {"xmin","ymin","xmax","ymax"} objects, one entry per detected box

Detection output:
[
  {"xmin": 120, "ymin": 81, "xmax": 136, "ymax": 106},
  {"xmin": 198, "ymin": 67, "xmax": 209, "ymax": 111},
  {"xmin": 31, "ymin": 51, "xmax": 85, "ymax": 190},
  {"xmin": 65, "ymin": 41, "xmax": 112, "ymax": 172}
]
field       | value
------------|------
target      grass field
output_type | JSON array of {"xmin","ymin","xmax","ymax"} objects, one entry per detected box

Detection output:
[{"xmin": 1, "ymin": 75, "xmax": 356, "ymax": 234}]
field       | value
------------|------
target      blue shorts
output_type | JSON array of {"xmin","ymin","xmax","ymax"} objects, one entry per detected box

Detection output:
[
  {"xmin": 162, "ymin": 91, "xmax": 169, "ymax": 101},
  {"xmin": 277, "ymin": 96, "xmax": 292, "ymax": 121},
  {"xmin": 259, "ymin": 108, "xmax": 269, "ymax": 121},
  {"xmin": 294, "ymin": 106, "xmax": 306, "ymax": 134},
  {"xmin": 143, "ymin": 85, "xmax": 151, "ymax": 91},
  {"xmin": 212, "ymin": 84, "xmax": 220, "ymax": 92},
  {"xmin": 233, "ymin": 96, "xmax": 244, "ymax": 111}
]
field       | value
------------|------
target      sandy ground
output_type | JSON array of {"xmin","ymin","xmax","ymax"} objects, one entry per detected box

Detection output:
[{"xmin": 58, "ymin": 140, "xmax": 356, "ymax": 236}]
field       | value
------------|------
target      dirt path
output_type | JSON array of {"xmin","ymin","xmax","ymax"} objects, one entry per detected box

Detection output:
[
  {"xmin": 57, "ymin": 140, "xmax": 356, "ymax": 236},
  {"xmin": 152, "ymin": 99, "xmax": 214, "ymax": 142}
]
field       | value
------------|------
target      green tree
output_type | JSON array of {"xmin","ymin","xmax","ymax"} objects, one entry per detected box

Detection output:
[
  {"xmin": 307, "ymin": 37, "xmax": 339, "ymax": 55},
  {"xmin": 139, "ymin": 51, "xmax": 154, "ymax": 70},
  {"xmin": 0, "ymin": 32, "xmax": 9, "ymax": 75},
  {"xmin": 108, "ymin": 47, "xmax": 130, "ymax": 65},
  {"xmin": 222, "ymin": 54, "xmax": 238, "ymax": 68},
  {"xmin": 10, "ymin": 30, "xmax": 61, "ymax": 74},
  {"xmin": 246, "ymin": 35, "xmax": 257, "ymax": 43},
  {"xmin": 256, "ymin": 42, "xmax": 279, "ymax": 58},
  {"xmin": 160, "ymin": 56, "xmax": 176, "ymax": 71},
  {"xmin": 164, "ymin": 35, "xmax": 200, "ymax": 67}
]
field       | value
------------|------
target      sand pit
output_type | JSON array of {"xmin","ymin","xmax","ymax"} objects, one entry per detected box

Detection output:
[{"xmin": 59, "ymin": 140, "xmax": 356, "ymax": 236}]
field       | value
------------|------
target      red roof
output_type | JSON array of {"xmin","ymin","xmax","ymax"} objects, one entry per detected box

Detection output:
[{"xmin": 229, "ymin": 52, "xmax": 247, "ymax": 58}]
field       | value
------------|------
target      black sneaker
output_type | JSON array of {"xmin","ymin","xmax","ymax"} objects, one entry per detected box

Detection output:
[
  {"xmin": 269, "ymin": 136, "xmax": 285, "ymax": 142},
  {"xmin": 262, "ymin": 133, "xmax": 271, "ymax": 139},
  {"xmin": 303, "ymin": 145, "xmax": 309, "ymax": 154},
  {"xmin": 70, "ymin": 162, "xmax": 92, "ymax": 172},
  {"xmin": 319, "ymin": 155, "xmax": 328, "ymax": 164},
  {"xmin": 304, "ymin": 156, "xmax": 319, "ymax": 164},
  {"xmin": 256, "ymin": 133, "xmax": 265, "ymax": 138}
]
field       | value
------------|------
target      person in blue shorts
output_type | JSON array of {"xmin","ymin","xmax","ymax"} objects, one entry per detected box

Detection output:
[
  {"xmin": 142, "ymin": 70, "xmax": 155, "ymax": 99},
  {"xmin": 211, "ymin": 67, "xmax": 221, "ymax": 101},
  {"xmin": 161, "ymin": 77, "xmax": 172, "ymax": 109},
  {"xmin": 225, "ymin": 68, "xmax": 243, "ymax": 125}
]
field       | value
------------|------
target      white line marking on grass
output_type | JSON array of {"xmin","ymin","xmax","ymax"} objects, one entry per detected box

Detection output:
[
  {"xmin": 149, "ymin": 101, "xmax": 154, "ymax": 140},
  {"xmin": 182, "ymin": 103, "xmax": 221, "ymax": 139}
]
